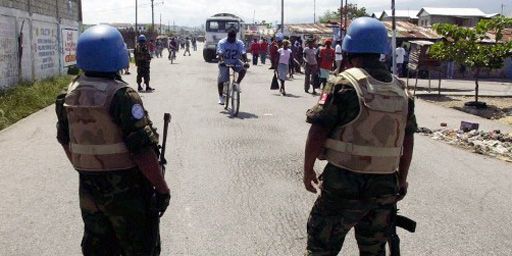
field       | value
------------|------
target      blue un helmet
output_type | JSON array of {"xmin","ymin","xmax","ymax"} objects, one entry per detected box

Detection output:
[
  {"xmin": 342, "ymin": 17, "xmax": 389, "ymax": 54},
  {"xmin": 76, "ymin": 25, "xmax": 128, "ymax": 73},
  {"xmin": 138, "ymin": 34, "xmax": 147, "ymax": 43}
]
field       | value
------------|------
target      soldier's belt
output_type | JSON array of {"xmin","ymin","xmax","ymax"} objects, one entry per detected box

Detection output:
[
  {"xmin": 70, "ymin": 143, "xmax": 129, "ymax": 155},
  {"xmin": 325, "ymin": 139, "xmax": 402, "ymax": 157}
]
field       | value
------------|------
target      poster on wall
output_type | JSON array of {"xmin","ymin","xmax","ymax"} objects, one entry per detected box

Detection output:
[{"xmin": 61, "ymin": 28, "xmax": 78, "ymax": 67}]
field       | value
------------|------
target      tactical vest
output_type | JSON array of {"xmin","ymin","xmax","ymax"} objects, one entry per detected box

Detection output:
[
  {"xmin": 64, "ymin": 76, "xmax": 137, "ymax": 172},
  {"xmin": 322, "ymin": 68, "xmax": 409, "ymax": 174}
]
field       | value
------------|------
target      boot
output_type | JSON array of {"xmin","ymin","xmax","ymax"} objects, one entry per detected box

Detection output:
[
  {"xmin": 137, "ymin": 84, "xmax": 144, "ymax": 92},
  {"xmin": 145, "ymin": 84, "xmax": 155, "ymax": 92}
]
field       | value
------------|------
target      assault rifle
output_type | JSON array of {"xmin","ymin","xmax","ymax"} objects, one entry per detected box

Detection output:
[
  {"xmin": 388, "ymin": 205, "xmax": 417, "ymax": 256},
  {"xmin": 159, "ymin": 113, "xmax": 171, "ymax": 176}
]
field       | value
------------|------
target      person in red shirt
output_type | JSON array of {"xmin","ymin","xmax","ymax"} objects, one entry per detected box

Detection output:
[
  {"xmin": 317, "ymin": 39, "xmax": 335, "ymax": 89},
  {"xmin": 250, "ymin": 38, "xmax": 260, "ymax": 66},
  {"xmin": 269, "ymin": 38, "xmax": 280, "ymax": 70},
  {"xmin": 259, "ymin": 38, "xmax": 269, "ymax": 65}
]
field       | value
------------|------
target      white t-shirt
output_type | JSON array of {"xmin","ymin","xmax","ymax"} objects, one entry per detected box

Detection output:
[
  {"xmin": 335, "ymin": 44, "xmax": 343, "ymax": 61},
  {"xmin": 396, "ymin": 47, "xmax": 406, "ymax": 64},
  {"xmin": 278, "ymin": 48, "xmax": 292, "ymax": 64}
]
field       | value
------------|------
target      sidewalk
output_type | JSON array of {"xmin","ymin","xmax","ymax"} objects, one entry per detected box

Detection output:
[
  {"xmin": 403, "ymin": 78, "xmax": 512, "ymax": 96},
  {"xmin": 415, "ymin": 99, "xmax": 512, "ymax": 133}
]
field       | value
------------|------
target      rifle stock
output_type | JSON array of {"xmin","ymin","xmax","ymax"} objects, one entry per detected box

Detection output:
[{"xmin": 388, "ymin": 205, "xmax": 416, "ymax": 256}]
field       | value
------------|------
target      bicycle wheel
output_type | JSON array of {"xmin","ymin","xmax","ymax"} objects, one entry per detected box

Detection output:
[
  {"xmin": 223, "ymin": 82, "xmax": 230, "ymax": 110},
  {"xmin": 230, "ymin": 84, "xmax": 240, "ymax": 117}
]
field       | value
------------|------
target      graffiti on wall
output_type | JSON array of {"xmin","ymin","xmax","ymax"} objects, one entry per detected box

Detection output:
[
  {"xmin": 0, "ymin": 15, "xmax": 19, "ymax": 89},
  {"xmin": 33, "ymin": 22, "xmax": 58, "ymax": 78}
]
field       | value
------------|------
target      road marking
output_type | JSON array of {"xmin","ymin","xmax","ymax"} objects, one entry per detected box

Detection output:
[{"xmin": 263, "ymin": 113, "xmax": 273, "ymax": 116}]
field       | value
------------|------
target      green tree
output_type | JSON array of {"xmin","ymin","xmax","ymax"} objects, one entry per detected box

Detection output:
[
  {"xmin": 319, "ymin": 4, "xmax": 368, "ymax": 23},
  {"xmin": 430, "ymin": 17, "xmax": 512, "ymax": 106}
]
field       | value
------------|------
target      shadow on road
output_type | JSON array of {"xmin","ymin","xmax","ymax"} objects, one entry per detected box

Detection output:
[
  {"xmin": 271, "ymin": 93, "xmax": 302, "ymax": 98},
  {"xmin": 219, "ymin": 111, "xmax": 259, "ymax": 120}
]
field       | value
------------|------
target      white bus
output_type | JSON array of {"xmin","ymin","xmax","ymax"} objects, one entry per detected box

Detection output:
[{"xmin": 203, "ymin": 13, "xmax": 245, "ymax": 62}]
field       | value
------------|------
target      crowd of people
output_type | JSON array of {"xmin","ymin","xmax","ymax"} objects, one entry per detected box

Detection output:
[{"xmin": 246, "ymin": 34, "xmax": 343, "ymax": 96}]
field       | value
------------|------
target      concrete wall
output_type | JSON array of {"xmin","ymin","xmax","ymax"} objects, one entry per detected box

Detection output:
[{"xmin": 0, "ymin": 1, "xmax": 80, "ymax": 89}]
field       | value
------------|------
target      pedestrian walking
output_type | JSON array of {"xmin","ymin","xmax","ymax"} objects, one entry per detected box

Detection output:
[
  {"xmin": 183, "ymin": 37, "xmax": 191, "ymax": 56},
  {"xmin": 277, "ymin": 39, "xmax": 292, "ymax": 96},
  {"xmin": 259, "ymin": 38, "xmax": 269, "ymax": 65},
  {"xmin": 303, "ymin": 17, "xmax": 417, "ymax": 256},
  {"xmin": 134, "ymin": 34, "xmax": 154, "ymax": 92},
  {"xmin": 123, "ymin": 42, "xmax": 131, "ymax": 75},
  {"xmin": 303, "ymin": 39, "xmax": 318, "ymax": 94},
  {"xmin": 317, "ymin": 39, "xmax": 335, "ymax": 89},
  {"xmin": 396, "ymin": 44, "xmax": 406, "ymax": 77},
  {"xmin": 334, "ymin": 40, "xmax": 343, "ymax": 74},
  {"xmin": 55, "ymin": 25, "xmax": 171, "ymax": 256},
  {"xmin": 294, "ymin": 40, "xmax": 304, "ymax": 74},
  {"xmin": 192, "ymin": 37, "xmax": 197, "ymax": 51},
  {"xmin": 250, "ymin": 38, "xmax": 260, "ymax": 66}
]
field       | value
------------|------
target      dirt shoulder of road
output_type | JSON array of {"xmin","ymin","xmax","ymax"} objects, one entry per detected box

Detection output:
[{"xmin": 417, "ymin": 95, "xmax": 512, "ymax": 126}]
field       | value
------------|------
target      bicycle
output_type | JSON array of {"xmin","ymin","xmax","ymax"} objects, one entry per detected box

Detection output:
[
  {"xmin": 222, "ymin": 64, "xmax": 240, "ymax": 117},
  {"xmin": 168, "ymin": 48, "xmax": 177, "ymax": 64}
]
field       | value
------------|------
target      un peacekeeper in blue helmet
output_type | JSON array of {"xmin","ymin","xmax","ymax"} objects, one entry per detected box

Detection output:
[
  {"xmin": 303, "ymin": 17, "xmax": 418, "ymax": 255},
  {"xmin": 55, "ymin": 25, "xmax": 171, "ymax": 255}
]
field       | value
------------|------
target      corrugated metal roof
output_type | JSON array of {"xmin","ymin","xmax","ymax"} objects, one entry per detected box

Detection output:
[
  {"xmin": 286, "ymin": 23, "xmax": 334, "ymax": 35},
  {"xmin": 382, "ymin": 21, "xmax": 441, "ymax": 40},
  {"xmin": 381, "ymin": 10, "xmax": 420, "ymax": 19},
  {"xmin": 372, "ymin": 12, "xmax": 383, "ymax": 18},
  {"xmin": 419, "ymin": 7, "xmax": 487, "ymax": 17}
]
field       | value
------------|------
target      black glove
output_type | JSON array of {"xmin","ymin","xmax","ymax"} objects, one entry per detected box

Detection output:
[
  {"xmin": 243, "ymin": 63, "xmax": 250, "ymax": 69},
  {"xmin": 155, "ymin": 191, "xmax": 171, "ymax": 217}
]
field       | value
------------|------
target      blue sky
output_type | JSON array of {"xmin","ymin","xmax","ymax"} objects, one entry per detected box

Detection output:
[{"xmin": 82, "ymin": 0, "xmax": 509, "ymax": 26}]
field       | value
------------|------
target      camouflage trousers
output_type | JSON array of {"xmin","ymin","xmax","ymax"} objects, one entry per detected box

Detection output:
[
  {"xmin": 306, "ymin": 164, "xmax": 399, "ymax": 256},
  {"xmin": 136, "ymin": 64, "xmax": 151, "ymax": 85},
  {"xmin": 79, "ymin": 170, "xmax": 161, "ymax": 256}
]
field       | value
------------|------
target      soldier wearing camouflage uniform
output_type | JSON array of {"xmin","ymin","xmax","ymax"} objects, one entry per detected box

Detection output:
[
  {"xmin": 134, "ymin": 34, "xmax": 154, "ymax": 92},
  {"xmin": 303, "ymin": 17, "xmax": 417, "ymax": 256},
  {"xmin": 55, "ymin": 25, "xmax": 170, "ymax": 255}
]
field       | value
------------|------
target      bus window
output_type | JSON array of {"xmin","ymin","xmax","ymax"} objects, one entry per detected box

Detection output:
[{"xmin": 207, "ymin": 21, "xmax": 220, "ymax": 32}]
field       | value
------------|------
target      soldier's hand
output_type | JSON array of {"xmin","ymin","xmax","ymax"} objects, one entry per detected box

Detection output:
[
  {"xmin": 155, "ymin": 191, "xmax": 171, "ymax": 217},
  {"xmin": 397, "ymin": 181, "xmax": 408, "ymax": 201},
  {"xmin": 303, "ymin": 170, "xmax": 319, "ymax": 194}
]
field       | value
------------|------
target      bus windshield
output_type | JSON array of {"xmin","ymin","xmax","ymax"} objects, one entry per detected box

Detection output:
[{"xmin": 206, "ymin": 20, "xmax": 239, "ymax": 33}]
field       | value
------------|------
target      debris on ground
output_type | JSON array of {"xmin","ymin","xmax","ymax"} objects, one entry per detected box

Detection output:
[{"xmin": 418, "ymin": 127, "xmax": 512, "ymax": 163}]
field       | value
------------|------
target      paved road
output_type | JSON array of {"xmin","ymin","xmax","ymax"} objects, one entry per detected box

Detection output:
[{"xmin": 0, "ymin": 48, "xmax": 511, "ymax": 255}]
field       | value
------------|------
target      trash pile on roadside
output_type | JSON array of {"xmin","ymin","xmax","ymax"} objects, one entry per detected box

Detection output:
[{"xmin": 418, "ymin": 126, "xmax": 512, "ymax": 163}]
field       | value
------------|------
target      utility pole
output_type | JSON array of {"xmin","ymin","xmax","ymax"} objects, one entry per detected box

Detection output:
[
  {"xmin": 160, "ymin": 13, "xmax": 162, "ymax": 35},
  {"xmin": 281, "ymin": 0, "xmax": 284, "ymax": 33},
  {"xmin": 501, "ymin": 3, "xmax": 505, "ymax": 16},
  {"xmin": 135, "ymin": 0, "xmax": 138, "ymax": 35},
  {"xmin": 313, "ymin": 0, "xmax": 316, "ymax": 23},
  {"xmin": 391, "ymin": 0, "xmax": 397, "ymax": 76},
  {"xmin": 151, "ymin": 0, "xmax": 155, "ymax": 34}
]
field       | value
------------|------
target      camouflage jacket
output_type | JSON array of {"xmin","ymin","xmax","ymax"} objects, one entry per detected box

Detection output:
[
  {"xmin": 306, "ymin": 61, "xmax": 418, "ymax": 135},
  {"xmin": 56, "ymin": 76, "xmax": 159, "ymax": 158}
]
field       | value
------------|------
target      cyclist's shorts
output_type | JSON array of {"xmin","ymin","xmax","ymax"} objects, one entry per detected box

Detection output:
[{"xmin": 218, "ymin": 61, "xmax": 244, "ymax": 84}]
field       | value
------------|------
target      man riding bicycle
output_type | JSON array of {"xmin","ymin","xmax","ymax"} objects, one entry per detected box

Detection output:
[
  {"xmin": 217, "ymin": 28, "xmax": 249, "ymax": 105},
  {"xmin": 168, "ymin": 37, "xmax": 178, "ymax": 60}
]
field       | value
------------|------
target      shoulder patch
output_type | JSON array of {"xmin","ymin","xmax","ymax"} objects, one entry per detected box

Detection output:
[{"xmin": 131, "ymin": 104, "xmax": 145, "ymax": 120}]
